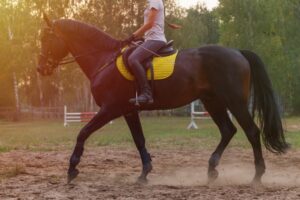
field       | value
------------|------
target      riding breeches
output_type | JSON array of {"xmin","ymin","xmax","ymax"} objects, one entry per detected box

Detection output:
[{"xmin": 128, "ymin": 40, "xmax": 166, "ymax": 71}]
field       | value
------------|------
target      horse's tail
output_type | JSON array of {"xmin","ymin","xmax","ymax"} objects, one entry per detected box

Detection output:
[{"xmin": 240, "ymin": 50, "xmax": 289, "ymax": 153}]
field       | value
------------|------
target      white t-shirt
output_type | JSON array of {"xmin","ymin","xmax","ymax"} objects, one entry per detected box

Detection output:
[{"xmin": 144, "ymin": 0, "xmax": 167, "ymax": 42}]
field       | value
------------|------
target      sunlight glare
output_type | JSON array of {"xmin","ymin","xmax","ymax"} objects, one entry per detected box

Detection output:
[{"xmin": 176, "ymin": 0, "xmax": 219, "ymax": 10}]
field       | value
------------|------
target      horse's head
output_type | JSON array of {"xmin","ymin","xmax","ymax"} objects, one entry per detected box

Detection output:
[{"xmin": 37, "ymin": 14, "xmax": 69, "ymax": 76}]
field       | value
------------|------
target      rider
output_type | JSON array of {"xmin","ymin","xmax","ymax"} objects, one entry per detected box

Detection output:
[{"xmin": 125, "ymin": 0, "xmax": 167, "ymax": 105}]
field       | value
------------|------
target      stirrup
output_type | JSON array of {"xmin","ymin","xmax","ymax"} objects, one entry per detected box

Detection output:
[
  {"xmin": 134, "ymin": 92, "xmax": 140, "ymax": 106},
  {"xmin": 129, "ymin": 92, "xmax": 153, "ymax": 106}
]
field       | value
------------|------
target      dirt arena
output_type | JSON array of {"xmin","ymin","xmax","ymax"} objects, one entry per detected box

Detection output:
[{"xmin": 0, "ymin": 147, "xmax": 300, "ymax": 200}]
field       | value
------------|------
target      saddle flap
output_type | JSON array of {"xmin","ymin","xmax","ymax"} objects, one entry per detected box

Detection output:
[
  {"xmin": 122, "ymin": 46, "xmax": 137, "ymax": 73},
  {"xmin": 117, "ymin": 50, "xmax": 178, "ymax": 81}
]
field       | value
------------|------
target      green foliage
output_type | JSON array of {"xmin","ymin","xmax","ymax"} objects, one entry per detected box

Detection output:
[
  {"xmin": 217, "ymin": 0, "xmax": 300, "ymax": 114},
  {"xmin": 167, "ymin": 4, "xmax": 219, "ymax": 48}
]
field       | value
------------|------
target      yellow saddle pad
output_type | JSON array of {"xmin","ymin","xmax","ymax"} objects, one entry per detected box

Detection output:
[{"xmin": 116, "ymin": 51, "xmax": 178, "ymax": 81}]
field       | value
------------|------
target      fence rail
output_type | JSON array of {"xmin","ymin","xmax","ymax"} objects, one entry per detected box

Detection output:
[
  {"xmin": 0, "ymin": 106, "xmax": 64, "ymax": 120},
  {"xmin": 0, "ymin": 107, "xmax": 16, "ymax": 120},
  {"xmin": 0, "ymin": 105, "xmax": 191, "ymax": 121},
  {"xmin": 64, "ymin": 106, "xmax": 97, "ymax": 126}
]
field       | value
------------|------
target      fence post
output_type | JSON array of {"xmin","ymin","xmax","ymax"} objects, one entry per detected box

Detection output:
[
  {"xmin": 13, "ymin": 72, "xmax": 20, "ymax": 121},
  {"xmin": 64, "ymin": 105, "xmax": 68, "ymax": 127},
  {"xmin": 187, "ymin": 101, "xmax": 199, "ymax": 129}
]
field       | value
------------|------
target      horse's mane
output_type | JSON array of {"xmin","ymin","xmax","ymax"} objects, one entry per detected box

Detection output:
[{"xmin": 53, "ymin": 19, "xmax": 120, "ymax": 50}]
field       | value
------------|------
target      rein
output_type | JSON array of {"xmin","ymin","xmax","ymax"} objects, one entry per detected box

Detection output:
[
  {"xmin": 92, "ymin": 48, "xmax": 123, "ymax": 79},
  {"xmin": 91, "ymin": 42, "xmax": 161, "ymax": 79},
  {"xmin": 40, "ymin": 50, "xmax": 102, "ymax": 66}
]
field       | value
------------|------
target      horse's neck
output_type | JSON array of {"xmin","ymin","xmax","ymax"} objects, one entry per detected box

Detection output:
[{"xmin": 68, "ymin": 41, "xmax": 118, "ymax": 80}]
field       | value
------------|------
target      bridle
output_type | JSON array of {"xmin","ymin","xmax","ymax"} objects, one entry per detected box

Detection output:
[
  {"xmin": 39, "ymin": 28, "xmax": 124, "ymax": 77},
  {"xmin": 39, "ymin": 49, "xmax": 103, "ymax": 67},
  {"xmin": 40, "ymin": 28, "xmax": 102, "ymax": 67},
  {"xmin": 39, "ymin": 28, "xmax": 103, "ymax": 74},
  {"xmin": 39, "ymin": 13, "xmax": 127, "ymax": 77}
]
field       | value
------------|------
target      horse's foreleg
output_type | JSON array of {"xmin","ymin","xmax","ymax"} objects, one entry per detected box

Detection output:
[
  {"xmin": 68, "ymin": 108, "xmax": 118, "ymax": 183},
  {"xmin": 202, "ymin": 99, "xmax": 237, "ymax": 184},
  {"xmin": 124, "ymin": 111, "xmax": 152, "ymax": 183}
]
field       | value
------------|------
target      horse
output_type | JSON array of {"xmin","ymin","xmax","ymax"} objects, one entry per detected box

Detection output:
[{"xmin": 37, "ymin": 15, "xmax": 288, "ymax": 185}]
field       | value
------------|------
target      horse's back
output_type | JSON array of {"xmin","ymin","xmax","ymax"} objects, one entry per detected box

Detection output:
[
  {"xmin": 155, "ymin": 45, "xmax": 251, "ymax": 107},
  {"xmin": 197, "ymin": 45, "xmax": 250, "ymax": 72},
  {"xmin": 197, "ymin": 45, "xmax": 248, "ymax": 63},
  {"xmin": 174, "ymin": 45, "xmax": 249, "ymax": 80}
]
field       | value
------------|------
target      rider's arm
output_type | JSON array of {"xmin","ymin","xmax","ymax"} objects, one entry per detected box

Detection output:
[{"xmin": 133, "ymin": 8, "xmax": 158, "ymax": 39}]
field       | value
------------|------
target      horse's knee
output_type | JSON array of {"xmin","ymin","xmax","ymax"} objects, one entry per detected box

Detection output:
[
  {"xmin": 223, "ymin": 125, "xmax": 237, "ymax": 140},
  {"xmin": 136, "ymin": 145, "xmax": 145, "ymax": 152},
  {"xmin": 229, "ymin": 124, "xmax": 237, "ymax": 135},
  {"xmin": 247, "ymin": 127, "xmax": 261, "ymax": 144}
]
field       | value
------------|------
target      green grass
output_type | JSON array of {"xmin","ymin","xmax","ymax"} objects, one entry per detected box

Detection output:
[{"xmin": 0, "ymin": 117, "xmax": 300, "ymax": 152}]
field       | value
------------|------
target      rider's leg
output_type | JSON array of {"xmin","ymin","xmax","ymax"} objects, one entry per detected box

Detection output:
[{"xmin": 128, "ymin": 40, "xmax": 166, "ymax": 104}]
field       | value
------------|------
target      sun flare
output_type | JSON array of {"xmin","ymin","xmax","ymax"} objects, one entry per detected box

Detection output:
[{"xmin": 176, "ymin": 0, "xmax": 219, "ymax": 10}]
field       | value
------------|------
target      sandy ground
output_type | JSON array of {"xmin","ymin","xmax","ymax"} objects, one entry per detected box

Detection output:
[{"xmin": 1, "ymin": 147, "xmax": 300, "ymax": 200}]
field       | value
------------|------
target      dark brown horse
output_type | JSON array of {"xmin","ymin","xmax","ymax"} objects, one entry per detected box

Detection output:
[{"xmin": 37, "ymin": 17, "xmax": 288, "ymax": 185}]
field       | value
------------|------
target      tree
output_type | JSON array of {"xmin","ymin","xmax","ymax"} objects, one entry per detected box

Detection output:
[{"xmin": 217, "ymin": 0, "xmax": 300, "ymax": 113}]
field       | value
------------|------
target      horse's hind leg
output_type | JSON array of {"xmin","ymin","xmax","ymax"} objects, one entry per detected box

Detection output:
[
  {"xmin": 228, "ymin": 102, "xmax": 265, "ymax": 185},
  {"xmin": 124, "ymin": 111, "xmax": 152, "ymax": 183},
  {"xmin": 202, "ymin": 97, "xmax": 237, "ymax": 184}
]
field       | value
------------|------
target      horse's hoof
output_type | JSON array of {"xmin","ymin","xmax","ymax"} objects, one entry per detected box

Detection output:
[
  {"xmin": 250, "ymin": 178, "xmax": 263, "ymax": 188},
  {"xmin": 135, "ymin": 163, "xmax": 152, "ymax": 184},
  {"xmin": 207, "ymin": 169, "xmax": 219, "ymax": 184},
  {"xmin": 68, "ymin": 168, "xmax": 79, "ymax": 184},
  {"xmin": 136, "ymin": 175, "xmax": 148, "ymax": 184}
]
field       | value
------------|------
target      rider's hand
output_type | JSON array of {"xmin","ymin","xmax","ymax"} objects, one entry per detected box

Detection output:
[{"xmin": 122, "ymin": 34, "xmax": 135, "ymax": 46}]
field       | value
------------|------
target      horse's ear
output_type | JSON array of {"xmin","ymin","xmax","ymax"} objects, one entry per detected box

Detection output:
[{"xmin": 43, "ymin": 12, "xmax": 53, "ymax": 28}]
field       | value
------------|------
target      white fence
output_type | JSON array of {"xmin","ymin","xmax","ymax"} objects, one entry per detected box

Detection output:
[
  {"xmin": 64, "ymin": 106, "xmax": 97, "ymax": 127},
  {"xmin": 187, "ymin": 101, "xmax": 233, "ymax": 130},
  {"xmin": 187, "ymin": 101, "xmax": 210, "ymax": 129}
]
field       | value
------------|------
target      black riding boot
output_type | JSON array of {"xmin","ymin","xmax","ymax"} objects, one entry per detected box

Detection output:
[{"xmin": 129, "ymin": 63, "xmax": 153, "ymax": 105}]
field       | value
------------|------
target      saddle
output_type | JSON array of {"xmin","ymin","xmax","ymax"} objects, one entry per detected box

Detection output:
[
  {"xmin": 122, "ymin": 40, "xmax": 176, "ymax": 73},
  {"xmin": 116, "ymin": 40, "xmax": 178, "ymax": 81}
]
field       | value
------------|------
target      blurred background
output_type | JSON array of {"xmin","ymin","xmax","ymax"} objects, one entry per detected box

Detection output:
[{"xmin": 1, "ymin": 0, "xmax": 300, "ymax": 120}]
